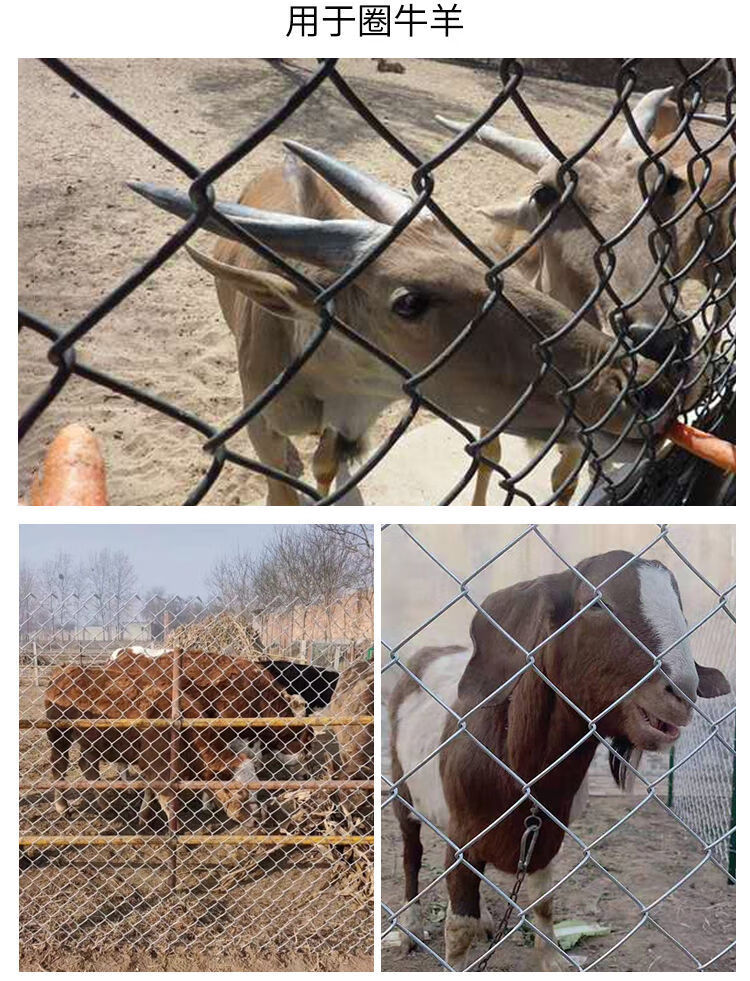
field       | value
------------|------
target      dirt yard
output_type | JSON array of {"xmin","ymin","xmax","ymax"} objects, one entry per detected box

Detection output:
[
  {"xmin": 19, "ymin": 58, "xmax": 662, "ymax": 505},
  {"xmin": 381, "ymin": 794, "xmax": 735, "ymax": 972}
]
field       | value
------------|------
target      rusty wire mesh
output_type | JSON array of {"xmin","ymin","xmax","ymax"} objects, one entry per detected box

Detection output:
[
  {"xmin": 19, "ymin": 589, "xmax": 373, "ymax": 964},
  {"xmin": 381, "ymin": 524, "xmax": 735, "ymax": 971},
  {"xmin": 18, "ymin": 58, "xmax": 735, "ymax": 505}
]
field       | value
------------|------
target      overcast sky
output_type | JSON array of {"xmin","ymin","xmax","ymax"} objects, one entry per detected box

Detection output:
[{"xmin": 19, "ymin": 524, "xmax": 283, "ymax": 596}]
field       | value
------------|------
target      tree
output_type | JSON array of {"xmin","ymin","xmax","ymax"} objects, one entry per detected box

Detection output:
[
  {"xmin": 19, "ymin": 562, "xmax": 38, "ymax": 639},
  {"xmin": 86, "ymin": 548, "xmax": 138, "ymax": 640},
  {"xmin": 205, "ymin": 525, "xmax": 373, "ymax": 612},
  {"xmin": 38, "ymin": 550, "xmax": 82, "ymax": 638},
  {"xmin": 205, "ymin": 548, "xmax": 258, "ymax": 612},
  {"xmin": 251, "ymin": 525, "xmax": 373, "ymax": 607}
]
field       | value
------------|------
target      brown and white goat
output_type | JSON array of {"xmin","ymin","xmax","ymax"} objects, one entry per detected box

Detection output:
[
  {"xmin": 128, "ymin": 143, "xmax": 679, "ymax": 506},
  {"xmin": 390, "ymin": 550, "xmax": 730, "ymax": 969},
  {"xmin": 437, "ymin": 88, "xmax": 733, "ymax": 503}
]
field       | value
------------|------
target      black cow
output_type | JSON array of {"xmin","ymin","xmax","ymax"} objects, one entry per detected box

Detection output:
[{"xmin": 259, "ymin": 659, "xmax": 339, "ymax": 714}]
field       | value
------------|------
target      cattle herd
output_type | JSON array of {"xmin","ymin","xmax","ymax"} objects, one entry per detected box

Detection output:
[{"xmin": 42, "ymin": 648, "xmax": 373, "ymax": 832}]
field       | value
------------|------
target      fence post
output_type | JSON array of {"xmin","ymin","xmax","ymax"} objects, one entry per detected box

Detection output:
[
  {"xmin": 667, "ymin": 746, "xmax": 675, "ymax": 808},
  {"xmin": 728, "ymin": 732, "xmax": 736, "ymax": 884},
  {"xmin": 32, "ymin": 641, "xmax": 39, "ymax": 687},
  {"xmin": 168, "ymin": 648, "xmax": 183, "ymax": 892}
]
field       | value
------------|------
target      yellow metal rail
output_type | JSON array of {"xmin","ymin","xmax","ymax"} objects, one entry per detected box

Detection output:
[
  {"xmin": 20, "ymin": 834, "xmax": 374, "ymax": 847},
  {"xmin": 21, "ymin": 715, "xmax": 373, "ymax": 729}
]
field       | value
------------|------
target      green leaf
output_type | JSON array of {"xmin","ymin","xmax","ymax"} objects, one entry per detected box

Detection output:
[{"xmin": 553, "ymin": 919, "xmax": 611, "ymax": 951}]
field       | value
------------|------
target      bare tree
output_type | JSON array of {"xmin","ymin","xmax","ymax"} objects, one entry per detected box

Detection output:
[
  {"xmin": 38, "ymin": 551, "xmax": 80, "ymax": 638},
  {"xmin": 252, "ymin": 525, "xmax": 373, "ymax": 607},
  {"xmin": 205, "ymin": 525, "xmax": 373, "ymax": 613},
  {"xmin": 86, "ymin": 548, "xmax": 138, "ymax": 641},
  {"xmin": 205, "ymin": 548, "xmax": 258, "ymax": 612},
  {"xmin": 19, "ymin": 562, "xmax": 38, "ymax": 639}
]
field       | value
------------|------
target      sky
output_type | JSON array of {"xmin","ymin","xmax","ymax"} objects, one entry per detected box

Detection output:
[{"xmin": 19, "ymin": 524, "xmax": 283, "ymax": 596}]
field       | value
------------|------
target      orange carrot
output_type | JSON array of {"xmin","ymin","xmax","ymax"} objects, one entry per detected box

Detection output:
[
  {"xmin": 666, "ymin": 422, "xmax": 736, "ymax": 474},
  {"xmin": 28, "ymin": 424, "xmax": 108, "ymax": 506}
]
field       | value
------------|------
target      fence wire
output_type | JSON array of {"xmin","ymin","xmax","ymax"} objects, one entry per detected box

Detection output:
[
  {"xmin": 18, "ymin": 58, "xmax": 735, "ymax": 505},
  {"xmin": 19, "ymin": 590, "xmax": 373, "ymax": 965},
  {"xmin": 381, "ymin": 524, "xmax": 735, "ymax": 971},
  {"xmin": 668, "ymin": 603, "xmax": 736, "ymax": 876}
]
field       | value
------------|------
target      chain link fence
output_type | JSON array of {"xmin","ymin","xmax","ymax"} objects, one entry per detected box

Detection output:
[
  {"xmin": 381, "ymin": 524, "xmax": 735, "ymax": 971},
  {"xmin": 19, "ymin": 589, "xmax": 373, "ymax": 969},
  {"xmin": 667, "ymin": 601, "xmax": 736, "ymax": 877},
  {"xmin": 19, "ymin": 58, "xmax": 735, "ymax": 505}
]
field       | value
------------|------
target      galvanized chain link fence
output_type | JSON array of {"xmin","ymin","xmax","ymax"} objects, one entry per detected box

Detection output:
[
  {"xmin": 667, "ymin": 601, "xmax": 736, "ymax": 877},
  {"xmin": 381, "ymin": 524, "xmax": 735, "ymax": 971},
  {"xmin": 19, "ymin": 589, "xmax": 373, "ymax": 963},
  {"xmin": 19, "ymin": 57, "xmax": 735, "ymax": 505}
]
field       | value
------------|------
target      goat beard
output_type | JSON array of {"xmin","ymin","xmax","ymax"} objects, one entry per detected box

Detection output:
[{"xmin": 608, "ymin": 737, "xmax": 644, "ymax": 792}]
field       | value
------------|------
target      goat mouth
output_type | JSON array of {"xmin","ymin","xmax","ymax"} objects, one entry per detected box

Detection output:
[{"xmin": 636, "ymin": 705, "xmax": 680, "ymax": 742}]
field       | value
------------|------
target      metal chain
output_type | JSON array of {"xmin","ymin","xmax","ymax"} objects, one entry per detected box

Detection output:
[{"xmin": 475, "ymin": 805, "xmax": 543, "ymax": 971}]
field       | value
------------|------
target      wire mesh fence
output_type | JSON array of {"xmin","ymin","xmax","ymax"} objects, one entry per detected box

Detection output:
[
  {"xmin": 668, "ymin": 602, "xmax": 736, "ymax": 877},
  {"xmin": 19, "ymin": 589, "xmax": 374, "ymax": 968},
  {"xmin": 19, "ymin": 57, "xmax": 735, "ymax": 505},
  {"xmin": 381, "ymin": 524, "xmax": 735, "ymax": 971}
]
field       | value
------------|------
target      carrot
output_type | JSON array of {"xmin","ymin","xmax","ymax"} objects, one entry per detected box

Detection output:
[
  {"xmin": 27, "ymin": 424, "xmax": 108, "ymax": 505},
  {"xmin": 666, "ymin": 422, "xmax": 736, "ymax": 474}
]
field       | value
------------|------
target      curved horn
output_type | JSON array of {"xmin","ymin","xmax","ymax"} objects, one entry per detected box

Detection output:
[
  {"xmin": 282, "ymin": 140, "xmax": 413, "ymax": 224},
  {"xmin": 435, "ymin": 115, "xmax": 552, "ymax": 172},
  {"xmin": 127, "ymin": 181, "xmax": 388, "ymax": 269},
  {"xmin": 617, "ymin": 86, "xmax": 674, "ymax": 151}
]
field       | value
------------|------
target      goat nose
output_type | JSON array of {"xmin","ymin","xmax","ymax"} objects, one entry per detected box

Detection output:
[
  {"xmin": 628, "ymin": 323, "xmax": 692, "ymax": 364},
  {"xmin": 663, "ymin": 663, "xmax": 698, "ymax": 705},
  {"xmin": 665, "ymin": 677, "xmax": 698, "ymax": 706}
]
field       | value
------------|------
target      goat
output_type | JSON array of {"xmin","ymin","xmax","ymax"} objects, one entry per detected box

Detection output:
[
  {"xmin": 128, "ymin": 142, "xmax": 679, "ymax": 506},
  {"xmin": 390, "ymin": 550, "xmax": 731, "ymax": 969},
  {"xmin": 437, "ymin": 88, "xmax": 731, "ymax": 503}
]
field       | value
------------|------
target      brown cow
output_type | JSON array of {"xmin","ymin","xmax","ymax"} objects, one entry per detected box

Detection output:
[
  {"xmin": 328, "ymin": 660, "xmax": 374, "ymax": 781},
  {"xmin": 45, "ymin": 648, "xmax": 310, "ymax": 823}
]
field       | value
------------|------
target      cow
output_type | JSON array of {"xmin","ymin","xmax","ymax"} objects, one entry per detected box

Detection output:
[{"xmin": 45, "ymin": 648, "xmax": 310, "ymax": 824}]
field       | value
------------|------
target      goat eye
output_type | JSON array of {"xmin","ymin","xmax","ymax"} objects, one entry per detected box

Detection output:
[
  {"xmin": 664, "ymin": 172, "xmax": 685, "ymax": 196},
  {"xmin": 391, "ymin": 289, "xmax": 430, "ymax": 320},
  {"xmin": 532, "ymin": 184, "xmax": 559, "ymax": 210}
]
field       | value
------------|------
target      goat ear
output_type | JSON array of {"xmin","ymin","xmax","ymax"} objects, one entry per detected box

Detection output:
[
  {"xmin": 478, "ymin": 199, "xmax": 538, "ymax": 232},
  {"xmin": 696, "ymin": 662, "xmax": 731, "ymax": 698},
  {"xmin": 458, "ymin": 571, "xmax": 573, "ymax": 709},
  {"xmin": 185, "ymin": 244, "xmax": 316, "ymax": 321},
  {"xmin": 652, "ymin": 100, "xmax": 680, "ymax": 141}
]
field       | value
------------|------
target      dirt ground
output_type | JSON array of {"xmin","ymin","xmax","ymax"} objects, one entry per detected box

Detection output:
[
  {"xmin": 19, "ymin": 58, "xmax": 657, "ymax": 505},
  {"xmin": 19, "ymin": 671, "xmax": 373, "ymax": 971},
  {"xmin": 381, "ymin": 794, "xmax": 735, "ymax": 972}
]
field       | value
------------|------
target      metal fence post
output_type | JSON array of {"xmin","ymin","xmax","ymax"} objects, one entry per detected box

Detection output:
[
  {"xmin": 667, "ymin": 746, "xmax": 675, "ymax": 807},
  {"xmin": 168, "ymin": 647, "xmax": 183, "ymax": 892}
]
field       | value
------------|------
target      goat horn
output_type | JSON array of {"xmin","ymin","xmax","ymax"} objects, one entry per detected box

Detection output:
[
  {"xmin": 127, "ymin": 180, "xmax": 388, "ymax": 268},
  {"xmin": 282, "ymin": 140, "xmax": 414, "ymax": 224},
  {"xmin": 617, "ymin": 86, "xmax": 675, "ymax": 152},
  {"xmin": 435, "ymin": 115, "xmax": 552, "ymax": 172}
]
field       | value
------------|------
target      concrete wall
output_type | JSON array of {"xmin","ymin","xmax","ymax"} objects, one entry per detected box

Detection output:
[{"xmin": 382, "ymin": 524, "xmax": 735, "ymax": 666}]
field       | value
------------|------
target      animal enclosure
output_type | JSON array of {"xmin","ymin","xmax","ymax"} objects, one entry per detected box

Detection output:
[
  {"xmin": 381, "ymin": 524, "xmax": 735, "ymax": 971},
  {"xmin": 18, "ymin": 58, "xmax": 735, "ymax": 505},
  {"xmin": 19, "ymin": 590, "xmax": 374, "ymax": 971}
]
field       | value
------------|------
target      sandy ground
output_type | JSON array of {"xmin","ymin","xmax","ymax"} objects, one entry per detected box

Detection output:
[
  {"xmin": 381, "ymin": 795, "xmax": 735, "ymax": 972},
  {"xmin": 19, "ymin": 58, "xmax": 655, "ymax": 505}
]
